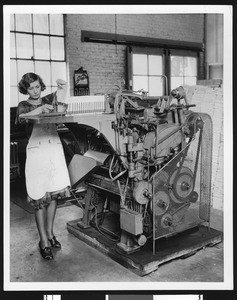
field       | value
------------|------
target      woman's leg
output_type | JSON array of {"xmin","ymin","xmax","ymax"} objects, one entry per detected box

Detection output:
[
  {"xmin": 35, "ymin": 206, "xmax": 50, "ymax": 248},
  {"xmin": 46, "ymin": 199, "xmax": 57, "ymax": 239}
]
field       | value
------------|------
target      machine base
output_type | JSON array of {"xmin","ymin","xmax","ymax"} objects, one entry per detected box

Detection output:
[
  {"xmin": 67, "ymin": 220, "xmax": 222, "ymax": 276},
  {"xmin": 116, "ymin": 242, "xmax": 141, "ymax": 254},
  {"xmin": 77, "ymin": 220, "xmax": 91, "ymax": 229}
]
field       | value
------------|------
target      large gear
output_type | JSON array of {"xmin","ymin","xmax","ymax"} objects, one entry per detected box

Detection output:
[{"xmin": 169, "ymin": 166, "xmax": 194, "ymax": 203}]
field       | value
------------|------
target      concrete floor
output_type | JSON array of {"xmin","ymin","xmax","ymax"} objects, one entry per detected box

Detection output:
[{"xmin": 9, "ymin": 191, "xmax": 223, "ymax": 283}]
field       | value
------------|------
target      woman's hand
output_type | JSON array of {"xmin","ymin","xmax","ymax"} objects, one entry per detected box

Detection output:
[
  {"xmin": 41, "ymin": 104, "xmax": 54, "ymax": 113},
  {"xmin": 56, "ymin": 79, "xmax": 67, "ymax": 89},
  {"xmin": 56, "ymin": 79, "xmax": 68, "ymax": 103}
]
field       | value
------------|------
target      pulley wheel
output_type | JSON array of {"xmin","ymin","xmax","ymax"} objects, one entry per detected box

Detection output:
[
  {"xmin": 161, "ymin": 213, "xmax": 173, "ymax": 228},
  {"xmin": 133, "ymin": 181, "xmax": 152, "ymax": 205},
  {"xmin": 169, "ymin": 167, "xmax": 194, "ymax": 203},
  {"xmin": 189, "ymin": 191, "xmax": 199, "ymax": 203},
  {"xmin": 150, "ymin": 190, "xmax": 170, "ymax": 216}
]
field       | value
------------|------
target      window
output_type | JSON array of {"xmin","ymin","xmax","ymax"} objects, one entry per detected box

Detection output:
[
  {"xmin": 128, "ymin": 47, "xmax": 198, "ymax": 96},
  {"xmin": 132, "ymin": 53, "xmax": 164, "ymax": 96},
  {"xmin": 129, "ymin": 48, "xmax": 165, "ymax": 96},
  {"xmin": 10, "ymin": 14, "xmax": 66, "ymax": 107},
  {"xmin": 170, "ymin": 50, "xmax": 197, "ymax": 90}
]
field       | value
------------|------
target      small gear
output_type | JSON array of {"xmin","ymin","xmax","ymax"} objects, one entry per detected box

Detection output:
[
  {"xmin": 150, "ymin": 190, "xmax": 170, "ymax": 216},
  {"xmin": 161, "ymin": 213, "xmax": 173, "ymax": 228},
  {"xmin": 133, "ymin": 181, "xmax": 152, "ymax": 204}
]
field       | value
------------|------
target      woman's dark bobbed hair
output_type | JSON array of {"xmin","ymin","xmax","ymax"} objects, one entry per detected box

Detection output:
[{"xmin": 18, "ymin": 72, "xmax": 46, "ymax": 95}]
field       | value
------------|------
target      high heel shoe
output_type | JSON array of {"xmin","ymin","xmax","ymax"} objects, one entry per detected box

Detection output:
[
  {"xmin": 39, "ymin": 242, "xmax": 53, "ymax": 260},
  {"xmin": 48, "ymin": 236, "xmax": 61, "ymax": 249}
]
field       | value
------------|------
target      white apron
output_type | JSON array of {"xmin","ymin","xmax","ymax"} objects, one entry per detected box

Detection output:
[{"xmin": 25, "ymin": 123, "xmax": 70, "ymax": 200}]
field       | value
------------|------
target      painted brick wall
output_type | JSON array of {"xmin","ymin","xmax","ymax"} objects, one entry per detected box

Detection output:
[
  {"xmin": 64, "ymin": 14, "xmax": 225, "ymax": 209},
  {"xmin": 65, "ymin": 14, "xmax": 204, "ymax": 95},
  {"xmin": 184, "ymin": 85, "xmax": 223, "ymax": 210}
]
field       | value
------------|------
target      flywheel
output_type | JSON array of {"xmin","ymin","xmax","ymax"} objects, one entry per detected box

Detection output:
[{"xmin": 169, "ymin": 167, "xmax": 194, "ymax": 203}]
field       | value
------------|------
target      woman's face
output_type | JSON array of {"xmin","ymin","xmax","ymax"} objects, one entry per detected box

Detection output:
[{"xmin": 27, "ymin": 80, "xmax": 42, "ymax": 99}]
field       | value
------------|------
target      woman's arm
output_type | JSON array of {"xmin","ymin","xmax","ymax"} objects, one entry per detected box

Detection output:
[
  {"xmin": 17, "ymin": 103, "xmax": 54, "ymax": 123},
  {"xmin": 19, "ymin": 106, "xmax": 43, "ymax": 117},
  {"xmin": 15, "ymin": 102, "xmax": 34, "ymax": 124}
]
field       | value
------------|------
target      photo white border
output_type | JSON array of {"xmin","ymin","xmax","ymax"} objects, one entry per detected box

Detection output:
[{"xmin": 3, "ymin": 4, "xmax": 233, "ymax": 291}]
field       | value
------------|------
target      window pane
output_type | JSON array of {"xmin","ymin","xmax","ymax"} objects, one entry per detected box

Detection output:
[
  {"xmin": 171, "ymin": 56, "xmax": 184, "ymax": 76},
  {"xmin": 16, "ymin": 33, "xmax": 33, "ymax": 59},
  {"xmin": 17, "ymin": 60, "xmax": 34, "ymax": 80},
  {"xmin": 10, "ymin": 60, "xmax": 18, "ymax": 86},
  {"xmin": 10, "ymin": 33, "xmax": 16, "ymax": 58},
  {"xmin": 15, "ymin": 14, "xmax": 32, "ymax": 32},
  {"xmin": 33, "ymin": 14, "xmax": 49, "ymax": 34},
  {"xmin": 50, "ymin": 37, "xmax": 65, "ymax": 60},
  {"xmin": 51, "ymin": 62, "xmax": 67, "ymax": 85},
  {"xmin": 34, "ymin": 35, "xmax": 50, "ymax": 59},
  {"xmin": 149, "ymin": 55, "xmax": 163, "ymax": 75},
  {"xmin": 149, "ymin": 76, "xmax": 163, "ymax": 96},
  {"xmin": 133, "ymin": 75, "xmax": 148, "ymax": 92},
  {"xmin": 170, "ymin": 76, "xmax": 184, "ymax": 90},
  {"xmin": 184, "ymin": 76, "xmax": 197, "ymax": 86},
  {"xmin": 184, "ymin": 57, "xmax": 197, "ymax": 76},
  {"xmin": 35, "ymin": 61, "xmax": 51, "ymax": 86},
  {"xmin": 50, "ymin": 14, "xmax": 64, "ymax": 35},
  {"xmin": 10, "ymin": 87, "xmax": 19, "ymax": 107},
  {"xmin": 10, "ymin": 14, "xmax": 15, "ymax": 31},
  {"xmin": 133, "ymin": 54, "xmax": 148, "ymax": 75}
]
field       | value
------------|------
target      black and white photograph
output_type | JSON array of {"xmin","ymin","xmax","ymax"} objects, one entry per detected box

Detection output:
[{"xmin": 3, "ymin": 4, "xmax": 233, "ymax": 292}]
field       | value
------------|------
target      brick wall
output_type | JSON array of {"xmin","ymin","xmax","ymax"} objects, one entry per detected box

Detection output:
[
  {"xmin": 184, "ymin": 85, "xmax": 223, "ymax": 210},
  {"xmin": 65, "ymin": 14, "xmax": 204, "ymax": 95},
  {"xmin": 64, "ymin": 14, "xmax": 225, "ymax": 209}
]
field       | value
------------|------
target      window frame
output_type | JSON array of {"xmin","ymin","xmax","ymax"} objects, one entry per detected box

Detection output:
[
  {"xmin": 169, "ymin": 49, "xmax": 198, "ymax": 91},
  {"xmin": 10, "ymin": 14, "xmax": 66, "ymax": 107},
  {"xmin": 128, "ymin": 47, "xmax": 165, "ymax": 95},
  {"xmin": 128, "ymin": 46, "xmax": 200, "ymax": 96}
]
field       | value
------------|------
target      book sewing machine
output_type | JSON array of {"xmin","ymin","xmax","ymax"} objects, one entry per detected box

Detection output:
[{"xmin": 20, "ymin": 85, "xmax": 222, "ymax": 275}]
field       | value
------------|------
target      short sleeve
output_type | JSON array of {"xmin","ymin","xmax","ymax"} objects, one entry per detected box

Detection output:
[{"xmin": 15, "ymin": 101, "xmax": 31, "ymax": 124}]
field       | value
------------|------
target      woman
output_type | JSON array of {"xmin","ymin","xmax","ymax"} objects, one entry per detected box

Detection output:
[{"xmin": 16, "ymin": 72, "xmax": 71, "ymax": 260}]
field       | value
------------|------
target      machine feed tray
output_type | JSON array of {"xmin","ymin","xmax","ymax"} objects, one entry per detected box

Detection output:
[{"xmin": 67, "ymin": 220, "xmax": 222, "ymax": 276}]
